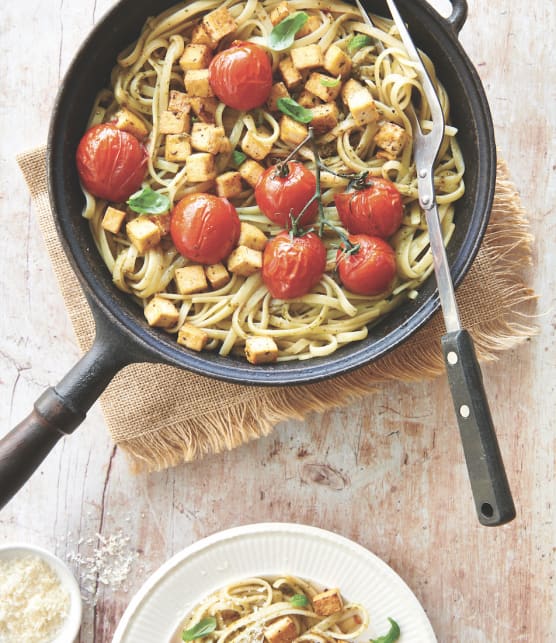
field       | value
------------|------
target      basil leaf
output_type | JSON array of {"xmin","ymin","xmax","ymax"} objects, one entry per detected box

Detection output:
[
  {"xmin": 269, "ymin": 12, "xmax": 308, "ymax": 51},
  {"xmin": 127, "ymin": 187, "xmax": 171, "ymax": 215},
  {"xmin": 320, "ymin": 75, "xmax": 341, "ymax": 87},
  {"xmin": 289, "ymin": 593, "xmax": 309, "ymax": 607},
  {"xmin": 369, "ymin": 618, "xmax": 401, "ymax": 643},
  {"xmin": 277, "ymin": 97, "xmax": 313, "ymax": 124},
  {"xmin": 232, "ymin": 150, "xmax": 247, "ymax": 167},
  {"xmin": 182, "ymin": 617, "xmax": 217, "ymax": 641},
  {"xmin": 347, "ymin": 34, "xmax": 373, "ymax": 54}
]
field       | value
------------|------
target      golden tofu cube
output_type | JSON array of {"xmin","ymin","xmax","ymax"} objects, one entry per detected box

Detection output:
[
  {"xmin": 238, "ymin": 222, "xmax": 267, "ymax": 251},
  {"xmin": 374, "ymin": 122, "xmax": 408, "ymax": 160},
  {"xmin": 144, "ymin": 296, "xmax": 179, "ymax": 328},
  {"xmin": 191, "ymin": 122, "xmax": 225, "ymax": 154},
  {"xmin": 241, "ymin": 130, "xmax": 273, "ymax": 161},
  {"xmin": 219, "ymin": 136, "xmax": 233, "ymax": 155},
  {"xmin": 278, "ymin": 57, "xmax": 303, "ymax": 90},
  {"xmin": 279, "ymin": 115, "xmax": 308, "ymax": 147},
  {"xmin": 184, "ymin": 69, "xmax": 214, "ymax": 98},
  {"xmin": 267, "ymin": 82, "xmax": 290, "ymax": 112},
  {"xmin": 191, "ymin": 22, "xmax": 218, "ymax": 49},
  {"xmin": 112, "ymin": 107, "xmax": 149, "ymax": 140},
  {"xmin": 239, "ymin": 159, "xmax": 265, "ymax": 188},
  {"xmin": 291, "ymin": 44, "xmax": 323, "ymax": 71},
  {"xmin": 296, "ymin": 14, "xmax": 321, "ymax": 38},
  {"xmin": 297, "ymin": 90, "xmax": 321, "ymax": 108},
  {"xmin": 101, "ymin": 206, "xmax": 126, "ymax": 234},
  {"xmin": 216, "ymin": 171, "xmax": 243, "ymax": 198},
  {"xmin": 168, "ymin": 90, "xmax": 190, "ymax": 112},
  {"xmin": 312, "ymin": 589, "xmax": 343, "ymax": 616},
  {"xmin": 175, "ymin": 265, "xmax": 208, "ymax": 294},
  {"xmin": 151, "ymin": 213, "xmax": 171, "ymax": 236},
  {"xmin": 186, "ymin": 96, "xmax": 218, "ymax": 124},
  {"xmin": 263, "ymin": 616, "xmax": 297, "ymax": 643},
  {"xmin": 186, "ymin": 153, "xmax": 216, "ymax": 182},
  {"xmin": 245, "ymin": 336, "xmax": 279, "ymax": 365},
  {"xmin": 126, "ymin": 217, "xmax": 161, "ymax": 253},
  {"xmin": 305, "ymin": 72, "xmax": 342, "ymax": 102},
  {"xmin": 159, "ymin": 110, "xmax": 190, "ymax": 134},
  {"xmin": 342, "ymin": 79, "xmax": 378, "ymax": 126},
  {"xmin": 270, "ymin": 1, "xmax": 291, "ymax": 25},
  {"xmin": 202, "ymin": 6, "xmax": 237, "ymax": 42},
  {"xmin": 177, "ymin": 323, "xmax": 209, "ymax": 351},
  {"xmin": 205, "ymin": 263, "xmax": 231, "ymax": 289},
  {"xmin": 323, "ymin": 44, "xmax": 352, "ymax": 78},
  {"xmin": 165, "ymin": 134, "xmax": 192, "ymax": 162},
  {"xmin": 227, "ymin": 245, "xmax": 263, "ymax": 277},
  {"xmin": 179, "ymin": 44, "xmax": 212, "ymax": 71},
  {"xmin": 310, "ymin": 102, "xmax": 339, "ymax": 132}
]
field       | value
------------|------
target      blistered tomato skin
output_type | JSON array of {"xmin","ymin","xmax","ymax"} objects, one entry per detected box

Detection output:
[
  {"xmin": 170, "ymin": 193, "xmax": 241, "ymax": 265},
  {"xmin": 208, "ymin": 41, "xmax": 273, "ymax": 111},
  {"xmin": 334, "ymin": 177, "xmax": 403, "ymax": 238},
  {"xmin": 76, "ymin": 124, "xmax": 148, "ymax": 202},
  {"xmin": 255, "ymin": 162, "xmax": 318, "ymax": 229},
  {"xmin": 262, "ymin": 231, "xmax": 327, "ymax": 299},
  {"xmin": 336, "ymin": 234, "xmax": 397, "ymax": 296}
]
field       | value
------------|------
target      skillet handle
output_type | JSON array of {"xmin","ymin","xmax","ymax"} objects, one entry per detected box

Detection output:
[
  {"xmin": 445, "ymin": 0, "xmax": 468, "ymax": 34},
  {"xmin": 0, "ymin": 329, "xmax": 130, "ymax": 510},
  {"xmin": 441, "ymin": 330, "xmax": 516, "ymax": 526}
]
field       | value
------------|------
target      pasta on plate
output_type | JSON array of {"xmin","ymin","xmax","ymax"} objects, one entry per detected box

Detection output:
[{"xmin": 77, "ymin": 0, "xmax": 465, "ymax": 364}]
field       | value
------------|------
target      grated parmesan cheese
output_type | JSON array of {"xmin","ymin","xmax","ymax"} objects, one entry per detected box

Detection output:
[{"xmin": 0, "ymin": 555, "xmax": 70, "ymax": 643}]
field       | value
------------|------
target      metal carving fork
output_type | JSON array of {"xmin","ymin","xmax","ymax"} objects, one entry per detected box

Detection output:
[{"xmin": 355, "ymin": 0, "xmax": 515, "ymax": 525}]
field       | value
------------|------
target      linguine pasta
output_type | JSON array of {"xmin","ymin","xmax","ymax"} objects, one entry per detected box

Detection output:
[{"xmin": 81, "ymin": 0, "xmax": 465, "ymax": 362}]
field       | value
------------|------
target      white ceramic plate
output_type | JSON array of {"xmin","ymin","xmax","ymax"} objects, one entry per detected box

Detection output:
[{"xmin": 114, "ymin": 523, "xmax": 435, "ymax": 642}]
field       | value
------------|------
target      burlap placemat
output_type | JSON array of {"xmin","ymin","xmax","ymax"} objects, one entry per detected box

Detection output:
[{"xmin": 18, "ymin": 148, "xmax": 536, "ymax": 471}]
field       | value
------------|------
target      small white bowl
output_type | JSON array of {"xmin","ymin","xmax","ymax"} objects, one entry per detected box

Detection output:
[{"xmin": 0, "ymin": 542, "xmax": 82, "ymax": 642}]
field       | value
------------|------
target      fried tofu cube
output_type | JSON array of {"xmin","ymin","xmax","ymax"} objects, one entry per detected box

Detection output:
[
  {"xmin": 374, "ymin": 122, "xmax": 408, "ymax": 160},
  {"xmin": 279, "ymin": 115, "xmax": 308, "ymax": 147},
  {"xmin": 144, "ymin": 296, "xmax": 179, "ymax": 328},
  {"xmin": 241, "ymin": 130, "xmax": 273, "ymax": 161},
  {"xmin": 323, "ymin": 43, "xmax": 352, "ymax": 78},
  {"xmin": 159, "ymin": 109, "xmax": 190, "ymax": 134},
  {"xmin": 191, "ymin": 122, "xmax": 225, "ymax": 154},
  {"xmin": 227, "ymin": 245, "xmax": 263, "ymax": 276},
  {"xmin": 312, "ymin": 589, "xmax": 343, "ymax": 616},
  {"xmin": 186, "ymin": 153, "xmax": 216, "ymax": 182},
  {"xmin": 219, "ymin": 136, "xmax": 233, "ymax": 155},
  {"xmin": 239, "ymin": 159, "xmax": 265, "ymax": 187},
  {"xmin": 191, "ymin": 22, "xmax": 218, "ymax": 49},
  {"xmin": 305, "ymin": 72, "xmax": 342, "ymax": 102},
  {"xmin": 270, "ymin": 1, "xmax": 291, "ymax": 25},
  {"xmin": 278, "ymin": 57, "xmax": 303, "ymax": 90},
  {"xmin": 177, "ymin": 322, "xmax": 209, "ymax": 351},
  {"xmin": 101, "ymin": 206, "xmax": 126, "ymax": 234},
  {"xmin": 291, "ymin": 44, "xmax": 323, "ymax": 71},
  {"xmin": 216, "ymin": 171, "xmax": 243, "ymax": 198},
  {"xmin": 310, "ymin": 102, "xmax": 339, "ymax": 132},
  {"xmin": 245, "ymin": 336, "xmax": 279, "ymax": 365},
  {"xmin": 267, "ymin": 82, "xmax": 290, "ymax": 112},
  {"xmin": 175, "ymin": 265, "xmax": 208, "ymax": 294},
  {"xmin": 168, "ymin": 90, "xmax": 189, "ymax": 112},
  {"xmin": 186, "ymin": 96, "xmax": 218, "ymax": 124},
  {"xmin": 151, "ymin": 213, "xmax": 171, "ymax": 236},
  {"xmin": 179, "ymin": 44, "xmax": 212, "ymax": 71},
  {"xmin": 202, "ymin": 6, "xmax": 237, "ymax": 42},
  {"xmin": 165, "ymin": 133, "xmax": 192, "ymax": 162},
  {"xmin": 205, "ymin": 263, "xmax": 231, "ymax": 289},
  {"xmin": 126, "ymin": 217, "xmax": 161, "ymax": 253},
  {"xmin": 238, "ymin": 222, "xmax": 267, "ymax": 251},
  {"xmin": 112, "ymin": 107, "xmax": 149, "ymax": 140},
  {"xmin": 263, "ymin": 616, "xmax": 297, "ymax": 643},
  {"xmin": 184, "ymin": 69, "xmax": 214, "ymax": 97},
  {"xmin": 296, "ymin": 13, "xmax": 321, "ymax": 38},
  {"xmin": 297, "ymin": 90, "xmax": 321, "ymax": 108},
  {"xmin": 341, "ymin": 79, "xmax": 378, "ymax": 126}
]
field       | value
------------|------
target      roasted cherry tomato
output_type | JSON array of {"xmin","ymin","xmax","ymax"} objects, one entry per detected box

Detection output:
[
  {"xmin": 76, "ymin": 123, "xmax": 148, "ymax": 202},
  {"xmin": 336, "ymin": 234, "xmax": 397, "ymax": 296},
  {"xmin": 334, "ymin": 177, "xmax": 403, "ymax": 238},
  {"xmin": 170, "ymin": 193, "xmax": 240, "ymax": 265},
  {"xmin": 209, "ymin": 41, "xmax": 273, "ymax": 111},
  {"xmin": 262, "ymin": 231, "xmax": 326, "ymax": 299},
  {"xmin": 255, "ymin": 162, "xmax": 318, "ymax": 229}
]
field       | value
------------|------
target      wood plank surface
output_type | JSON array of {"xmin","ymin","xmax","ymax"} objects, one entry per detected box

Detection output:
[{"xmin": 1, "ymin": 1, "xmax": 554, "ymax": 641}]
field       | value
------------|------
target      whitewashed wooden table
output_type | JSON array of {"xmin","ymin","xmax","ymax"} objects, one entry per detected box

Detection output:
[{"xmin": 1, "ymin": 1, "xmax": 554, "ymax": 641}]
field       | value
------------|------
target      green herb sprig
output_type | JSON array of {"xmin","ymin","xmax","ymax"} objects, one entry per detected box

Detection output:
[
  {"xmin": 182, "ymin": 617, "xmax": 218, "ymax": 642},
  {"xmin": 269, "ymin": 12, "xmax": 308, "ymax": 51},
  {"xmin": 289, "ymin": 593, "xmax": 309, "ymax": 607},
  {"xmin": 369, "ymin": 618, "xmax": 401, "ymax": 643},
  {"xmin": 277, "ymin": 97, "xmax": 313, "ymax": 124},
  {"xmin": 127, "ymin": 187, "xmax": 171, "ymax": 215},
  {"xmin": 347, "ymin": 34, "xmax": 373, "ymax": 55}
]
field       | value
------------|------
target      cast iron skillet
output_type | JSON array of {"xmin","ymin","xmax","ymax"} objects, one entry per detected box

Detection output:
[{"xmin": 0, "ymin": 0, "xmax": 496, "ymax": 508}]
